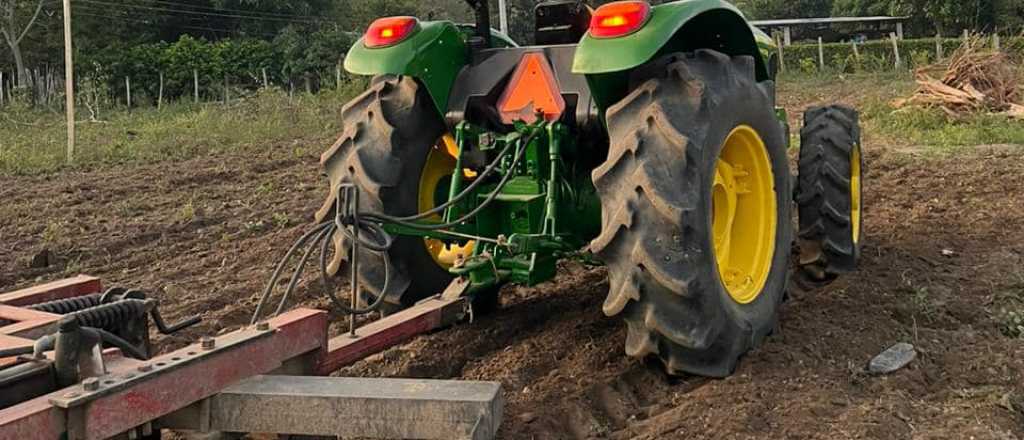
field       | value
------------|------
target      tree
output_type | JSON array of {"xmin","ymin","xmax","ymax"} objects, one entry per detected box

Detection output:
[{"xmin": 0, "ymin": 0, "xmax": 47, "ymax": 87}]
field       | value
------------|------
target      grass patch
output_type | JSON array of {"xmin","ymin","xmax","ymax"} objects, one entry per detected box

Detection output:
[
  {"xmin": 0, "ymin": 83, "xmax": 365, "ymax": 175},
  {"xmin": 779, "ymin": 71, "xmax": 1024, "ymax": 151},
  {"xmin": 863, "ymin": 101, "xmax": 1024, "ymax": 150},
  {"xmin": 995, "ymin": 270, "xmax": 1024, "ymax": 338}
]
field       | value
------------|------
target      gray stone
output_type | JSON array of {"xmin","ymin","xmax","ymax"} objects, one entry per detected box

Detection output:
[{"xmin": 868, "ymin": 343, "xmax": 917, "ymax": 375}]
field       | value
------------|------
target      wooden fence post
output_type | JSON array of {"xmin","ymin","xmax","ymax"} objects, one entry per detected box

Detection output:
[
  {"xmin": 852, "ymin": 41, "xmax": 860, "ymax": 61},
  {"xmin": 125, "ymin": 76, "xmax": 131, "ymax": 108},
  {"xmin": 262, "ymin": 68, "xmax": 269, "ymax": 89},
  {"xmin": 963, "ymin": 29, "xmax": 969, "ymax": 41},
  {"xmin": 224, "ymin": 73, "xmax": 229, "ymax": 104},
  {"xmin": 158, "ymin": 71, "xmax": 164, "ymax": 110},
  {"xmin": 993, "ymin": 33, "xmax": 1000, "ymax": 51},
  {"xmin": 1, "ymin": 71, "xmax": 5, "ymax": 106},
  {"xmin": 890, "ymin": 33, "xmax": 901, "ymax": 70},
  {"xmin": 336, "ymin": 63, "xmax": 342, "ymax": 90},
  {"xmin": 775, "ymin": 32, "xmax": 785, "ymax": 73},
  {"xmin": 193, "ymin": 69, "xmax": 199, "ymax": 104},
  {"xmin": 935, "ymin": 33, "xmax": 943, "ymax": 60},
  {"xmin": 817, "ymin": 37, "xmax": 825, "ymax": 71}
]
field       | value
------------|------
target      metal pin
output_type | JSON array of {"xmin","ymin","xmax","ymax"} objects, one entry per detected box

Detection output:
[
  {"xmin": 138, "ymin": 364, "xmax": 152, "ymax": 372},
  {"xmin": 347, "ymin": 185, "xmax": 360, "ymax": 338},
  {"xmin": 82, "ymin": 378, "xmax": 100, "ymax": 392},
  {"xmin": 200, "ymin": 336, "xmax": 215, "ymax": 350},
  {"xmin": 256, "ymin": 321, "xmax": 271, "ymax": 331}
]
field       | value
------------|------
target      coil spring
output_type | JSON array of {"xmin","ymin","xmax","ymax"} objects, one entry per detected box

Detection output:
[
  {"xmin": 28, "ymin": 294, "xmax": 104, "ymax": 314},
  {"xmin": 64, "ymin": 299, "xmax": 150, "ymax": 331}
]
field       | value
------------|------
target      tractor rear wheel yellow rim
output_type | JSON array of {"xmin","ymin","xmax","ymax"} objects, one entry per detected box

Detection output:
[
  {"xmin": 850, "ymin": 145, "xmax": 862, "ymax": 244},
  {"xmin": 419, "ymin": 134, "xmax": 475, "ymax": 268},
  {"xmin": 712, "ymin": 125, "xmax": 778, "ymax": 305}
]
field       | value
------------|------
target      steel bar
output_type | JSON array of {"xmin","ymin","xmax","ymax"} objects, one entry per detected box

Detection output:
[
  {"xmin": 316, "ymin": 295, "xmax": 468, "ymax": 375},
  {"xmin": 0, "ymin": 308, "xmax": 326, "ymax": 440},
  {"xmin": 208, "ymin": 375, "xmax": 502, "ymax": 440},
  {"xmin": 0, "ymin": 276, "xmax": 102, "ymax": 307}
]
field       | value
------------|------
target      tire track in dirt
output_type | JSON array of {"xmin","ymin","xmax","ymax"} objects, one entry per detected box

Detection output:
[{"xmin": 2, "ymin": 143, "xmax": 1024, "ymax": 438}]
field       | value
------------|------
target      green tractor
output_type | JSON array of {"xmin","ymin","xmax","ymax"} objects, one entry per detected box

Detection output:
[{"xmin": 317, "ymin": 0, "xmax": 863, "ymax": 377}]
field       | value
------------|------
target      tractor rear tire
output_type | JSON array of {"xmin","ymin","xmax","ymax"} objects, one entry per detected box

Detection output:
[
  {"xmin": 592, "ymin": 50, "xmax": 792, "ymax": 377},
  {"xmin": 795, "ymin": 105, "xmax": 863, "ymax": 286},
  {"xmin": 316, "ymin": 75, "xmax": 454, "ymax": 310}
]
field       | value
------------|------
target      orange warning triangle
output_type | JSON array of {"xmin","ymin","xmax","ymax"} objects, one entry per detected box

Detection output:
[{"xmin": 497, "ymin": 52, "xmax": 566, "ymax": 125}]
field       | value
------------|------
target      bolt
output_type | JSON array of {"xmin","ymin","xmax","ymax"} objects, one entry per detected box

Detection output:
[
  {"xmin": 137, "ymin": 364, "xmax": 153, "ymax": 373},
  {"xmin": 82, "ymin": 378, "xmax": 100, "ymax": 392},
  {"xmin": 200, "ymin": 336, "xmax": 216, "ymax": 350},
  {"xmin": 64, "ymin": 392, "xmax": 80, "ymax": 399},
  {"xmin": 256, "ymin": 321, "xmax": 271, "ymax": 331}
]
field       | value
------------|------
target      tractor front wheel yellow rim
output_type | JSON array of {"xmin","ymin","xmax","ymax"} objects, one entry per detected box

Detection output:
[
  {"xmin": 712, "ymin": 126, "xmax": 778, "ymax": 305},
  {"xmin": 850, "ymin": 144, "xmax": 862, "ymax": 244},
  {"xmin": 418, "ymin": 134, "xmax": 475, "ymax": 268}
]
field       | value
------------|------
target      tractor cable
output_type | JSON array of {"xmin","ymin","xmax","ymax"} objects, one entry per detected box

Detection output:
[
  {"xmin": 361, "ymin": 127, "xmax": 542, "ymax": 231},
  {"xmin": 376, "ymin": 128, "xmax": 529, "ymax": 223},
  {"xmin": 250, "ymin": 221, "xmax": 332, "ymax": 325},
  {"xmin": 254, "ymin": 128, "xmax": 542, "ymax": 321}
]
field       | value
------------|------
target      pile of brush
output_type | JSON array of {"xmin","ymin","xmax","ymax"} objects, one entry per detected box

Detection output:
[{"xmin": 895, "ymin": 35, "xmax": 1023, "ymax": 119}]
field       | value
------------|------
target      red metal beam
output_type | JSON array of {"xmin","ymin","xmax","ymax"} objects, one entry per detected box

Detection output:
[
  {"xmin": 0, "ymin": 275, "xmax": 102, "ymax": 307},
  {"xmin": 0, "ymin": 308, "xmax": 327, "ymax": 440},
  {"xmin": 0, "ymin": 305, "xmax": 61, "ymax": 339},
  {"xmin": 316, "ymin": 297, "xmax": 466, "ymax": 375},
  {"xmin": 0, "ymin": 354, "xmax": 142, "ymax": 439}
]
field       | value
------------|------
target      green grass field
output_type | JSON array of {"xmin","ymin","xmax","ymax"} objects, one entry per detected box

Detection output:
[
  {"xmin": 778, "ymin": 72, "xmax": 1024, "ymax": 152},
  {"xmin": 0, "ymin": 86, "xmax": 360, "ymax": 175},
  {"xmin": 1, "ymin": 72, "xmax": 1021, "ymax": 175}
]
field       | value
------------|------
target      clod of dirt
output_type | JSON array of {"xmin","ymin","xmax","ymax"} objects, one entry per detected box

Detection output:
[
  {"xmin": 868, "ymin": 342, "xmax": 917, "ymax": 375},
  {"xmin": 30, "ymin": 249, "xmax": 54, "ymax": 269}
]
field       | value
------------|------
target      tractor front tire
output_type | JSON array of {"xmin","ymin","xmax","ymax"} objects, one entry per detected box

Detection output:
[
  {"xmin": 592, "ymin": 50, "xmax": 793, "ymax": 377},
  {"xmin": 316, "ymin": 75, "xmax": 454, "ymax": 310},
  {"xmin": 795, "ymin": 105, "xmax": 863, "ymax": 286}
]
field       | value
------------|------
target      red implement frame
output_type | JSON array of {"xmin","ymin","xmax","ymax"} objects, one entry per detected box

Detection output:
[
  {"xmin": 0, "ymin": 276, "xmax": 103, "ymax": 368},
  {"xmin": 0, "ymin": 276, "xmax": 471, "ymax": 440}
]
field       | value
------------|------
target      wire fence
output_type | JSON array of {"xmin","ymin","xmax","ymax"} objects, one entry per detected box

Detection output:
[
  {"xmin": 0, "ymin": 62, "xmax": 351, "ymax": 117},
  {"xmin": 775, "ymin": 33, "xmax": 1022, "ymax": 75}
]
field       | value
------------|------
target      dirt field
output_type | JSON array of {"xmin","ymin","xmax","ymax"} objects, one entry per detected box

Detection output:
[{"xmin": 2, "ymin": 79, "xmax": 1023, "ymax": 439}]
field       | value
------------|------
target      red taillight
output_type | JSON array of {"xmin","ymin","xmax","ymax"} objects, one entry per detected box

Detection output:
[
  {"xmin": 589, "ymin": 1, "xmax": 651, "ymax": 38},
  {"xmin": 365, "ymin": 16, "xmax": 419, "ymax": 48}
]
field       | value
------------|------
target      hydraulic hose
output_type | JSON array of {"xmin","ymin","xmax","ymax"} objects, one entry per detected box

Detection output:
[
  {"xmin": 250, "ymin": 221, "xmax": 332, "ymax": 325},
  {"xmin": 255, "ymin": 127, "xmax": 542, "ymax": 321}
]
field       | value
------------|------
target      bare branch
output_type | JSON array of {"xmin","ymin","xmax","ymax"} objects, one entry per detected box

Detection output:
[{"xmin": 15, "ymin": 0, "xmax": 44, "ymax": 44}]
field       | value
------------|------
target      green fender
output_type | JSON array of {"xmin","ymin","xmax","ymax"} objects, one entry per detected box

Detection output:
[
  {"xmin": 573, "ymin": 0, "xmax": 776, "ymax": 110},
  {"xmin": 344, "ymin": 21, "xmax": 469, "ymax": 116}
]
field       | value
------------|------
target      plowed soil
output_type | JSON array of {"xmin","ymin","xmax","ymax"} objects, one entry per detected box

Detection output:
[{"xmin": 2, "ymin": 84, "xmax": 1023, "ymax": 439}]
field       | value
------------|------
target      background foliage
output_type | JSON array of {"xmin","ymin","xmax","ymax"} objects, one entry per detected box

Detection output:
[{"xmin": 0, "ymin": 0, "xmax": 1021, "ymax": 99}]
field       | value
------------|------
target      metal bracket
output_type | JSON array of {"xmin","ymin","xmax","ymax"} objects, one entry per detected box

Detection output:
[{"xmin": 49, "ymin": 325, "xmax": 275, "ymax": 409}]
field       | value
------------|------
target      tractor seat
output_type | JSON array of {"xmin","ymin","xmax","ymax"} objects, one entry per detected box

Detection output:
[{"xmin": 534, "ymin": 0, "xmax": 593, "ymax": 45}]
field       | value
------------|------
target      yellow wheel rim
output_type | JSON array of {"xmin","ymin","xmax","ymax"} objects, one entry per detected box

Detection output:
[
  {"xmin": 850, "ymin": 145, "xmax": 862, "ymax": 244},
  {"xmin": 418, "ymin": 134, "xmax": 475, "ymax": 268},
  {"xmin": 712, "ymin": 126, "xmax": 778, "ymax": 305}
]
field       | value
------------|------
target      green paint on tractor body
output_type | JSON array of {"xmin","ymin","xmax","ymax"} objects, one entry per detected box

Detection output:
[{"xmin": 344, "ymin": 0, "xmax": 783, "ymax": 291}]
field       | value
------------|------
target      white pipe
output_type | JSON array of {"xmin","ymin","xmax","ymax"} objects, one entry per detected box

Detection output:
[{"xmin": 498, "ymin": 0, "xmax": 508, "ymax": 34}]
